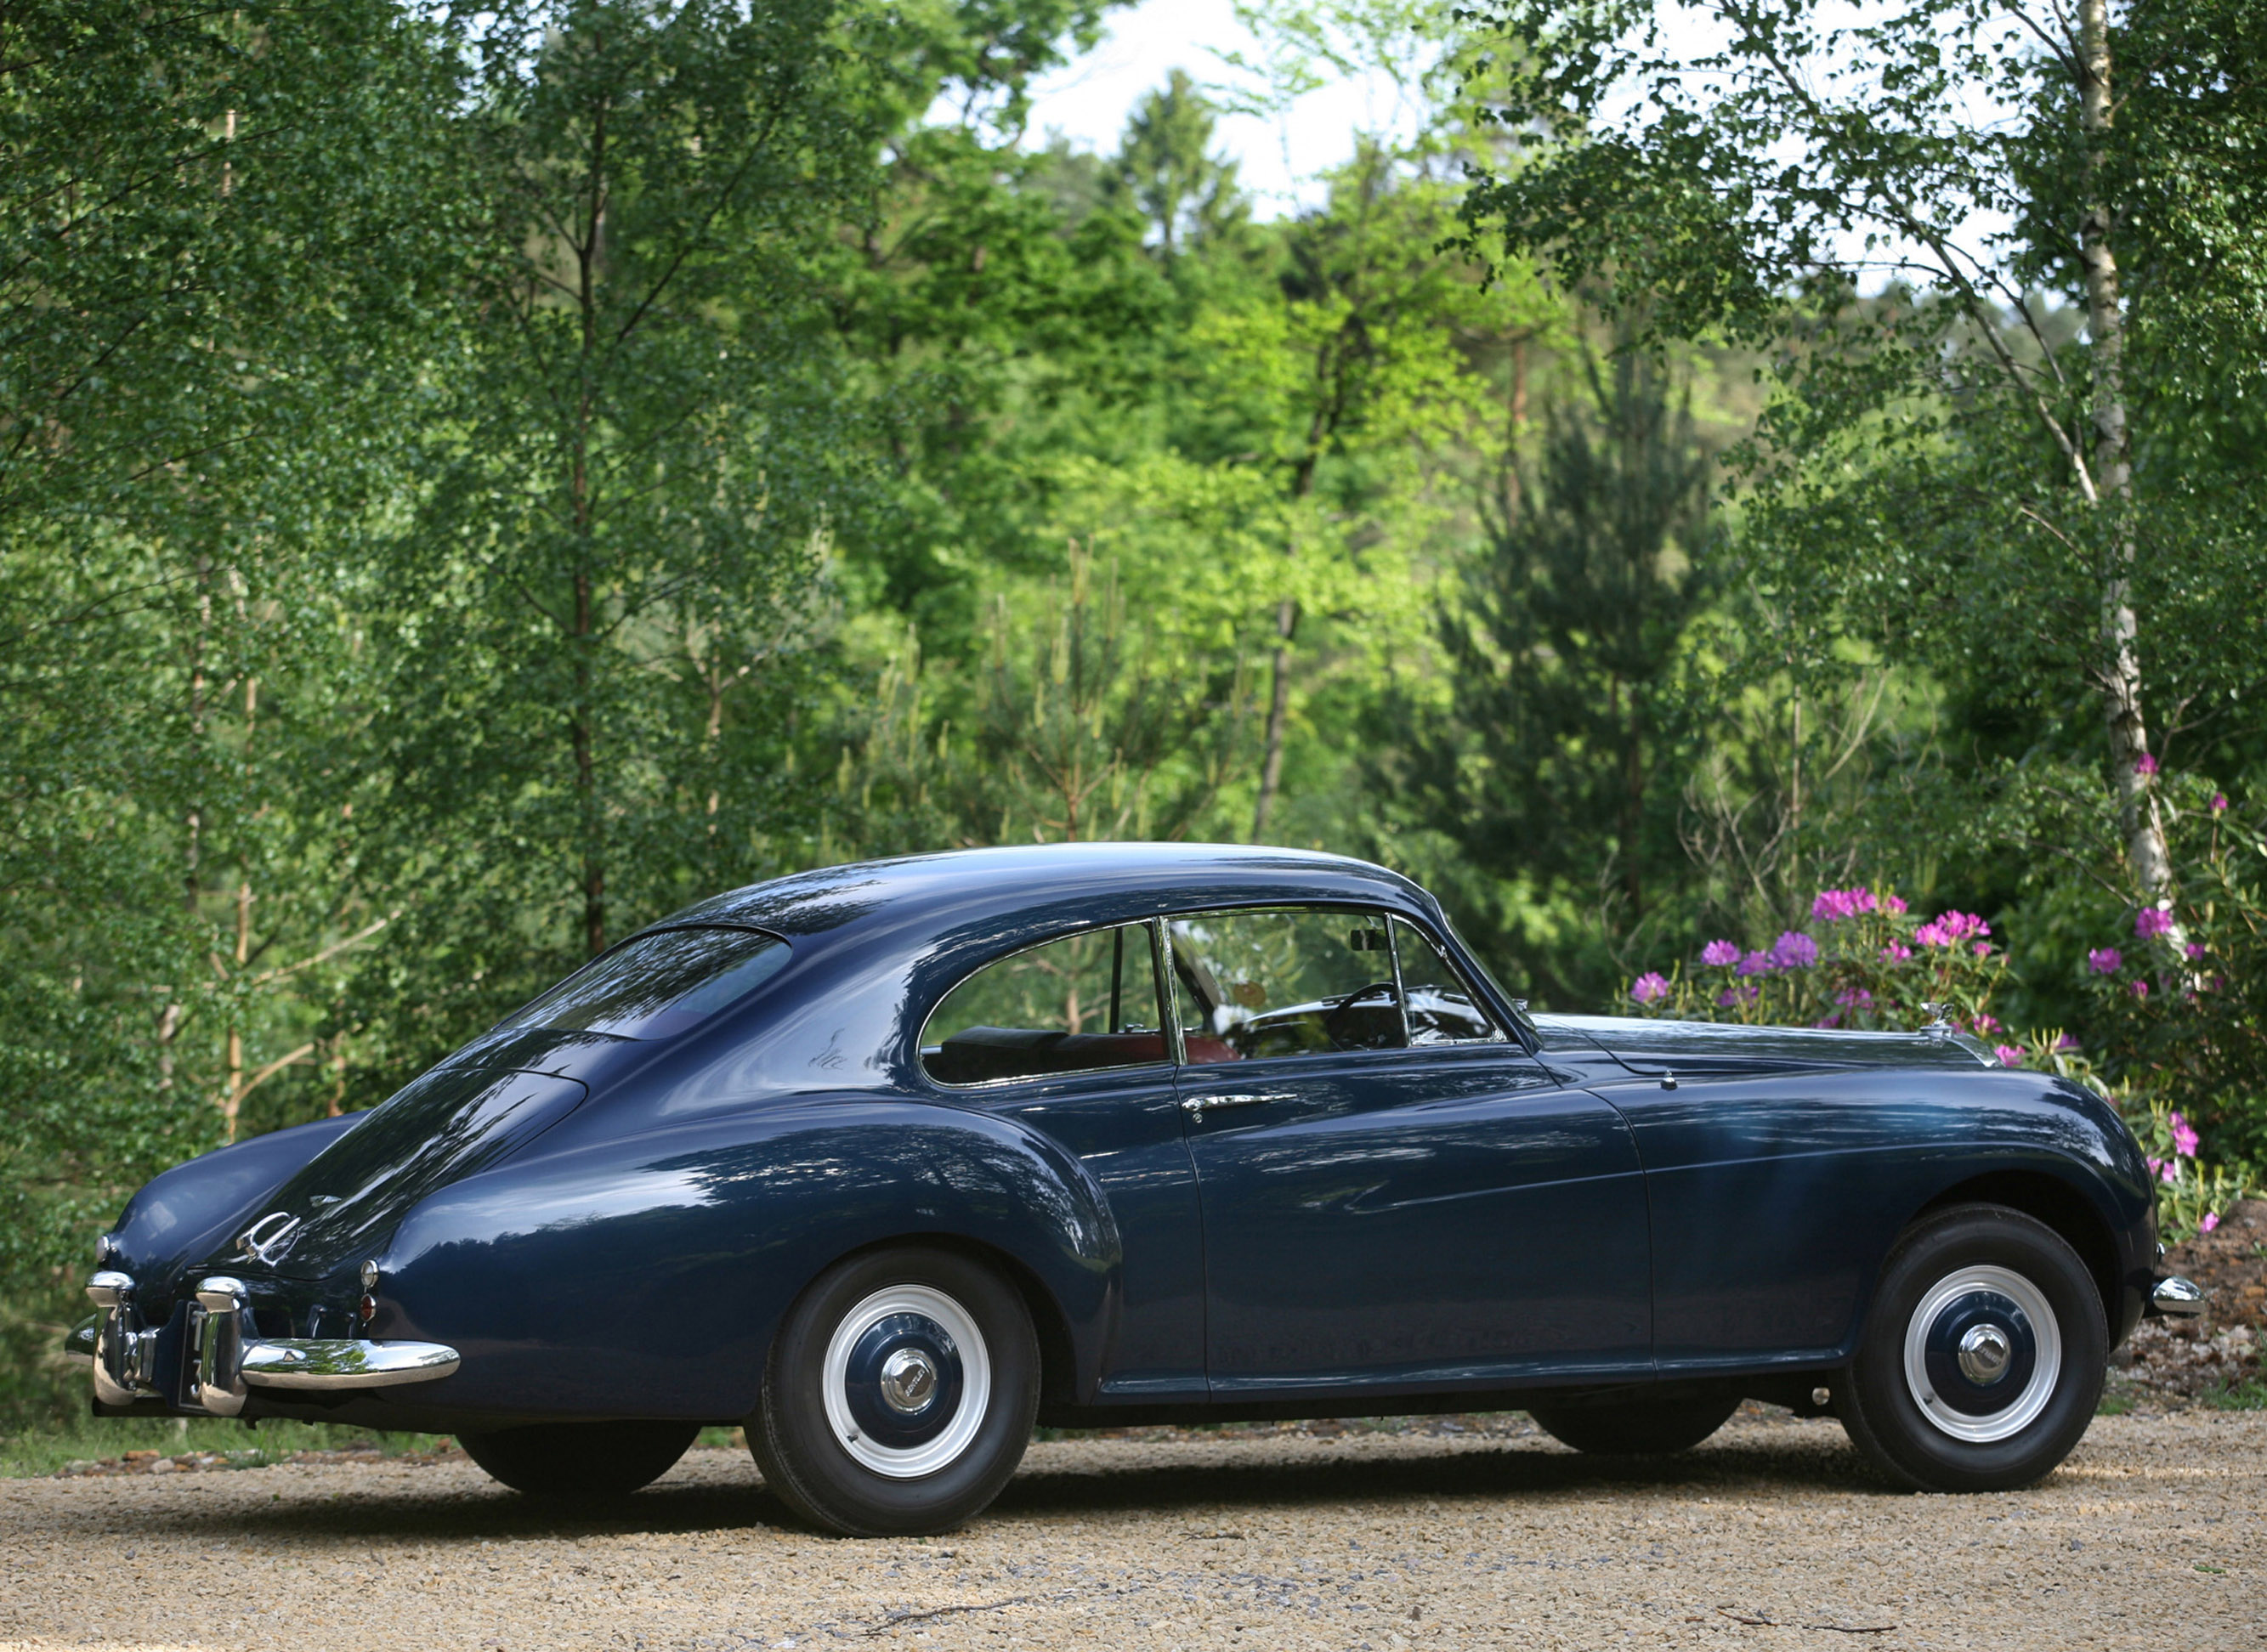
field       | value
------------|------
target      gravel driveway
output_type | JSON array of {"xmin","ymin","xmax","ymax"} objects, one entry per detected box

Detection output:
[{"xmin": 3, "ymin": 1410, "xmax": 2259, "ymax": 1651}]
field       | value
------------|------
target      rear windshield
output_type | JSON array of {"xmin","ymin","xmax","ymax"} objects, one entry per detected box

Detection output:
[{"xmin": 498, "ymin": 927, "xmax": 791, "ymax": 1040}]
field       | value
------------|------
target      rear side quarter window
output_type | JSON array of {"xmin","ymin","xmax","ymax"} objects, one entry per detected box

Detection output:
[{"xmin": 921, "ymin": 924, "xmax": 1169, "ymax": 1086}]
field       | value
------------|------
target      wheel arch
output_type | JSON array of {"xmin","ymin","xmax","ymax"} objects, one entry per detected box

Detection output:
[
  {"xmin": 808, "ymin": 1231, "xmax": 1084, "ymax": 1414},
  {"xmin": 1914, "ymin": 1170, "xmax": 2122, "ymax": 1333}
]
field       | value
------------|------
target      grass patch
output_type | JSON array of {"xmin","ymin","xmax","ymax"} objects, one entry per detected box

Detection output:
[
  {"xmin": 0, "ymin": 1417, "xmax": 437, "ymax": 1479},
  {"xmin": 2205, "ymin": 1376, "xmax": 2267, "ymax": 1411}
]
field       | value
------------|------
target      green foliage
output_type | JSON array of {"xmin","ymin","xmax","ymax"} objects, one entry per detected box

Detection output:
[
  {"xmin": 847, "ymin": 545, "xmax": 1255, "ymax": 850},
  {"xmin": 1376, "ymin": 342, "xmax": 1715, "ymax": 1003},
  {"xmin": 9, "ymin": 0, "xmax": 2267, "ymax": 1450},
  {"xmin": 2072, "ymin": 778, "xmax": 2267, "ymax": 1159}
]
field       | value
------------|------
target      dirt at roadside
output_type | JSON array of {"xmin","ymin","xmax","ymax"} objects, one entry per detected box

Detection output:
[
  {"xmin": 8, "ymin": 1413, "xmax": 2264, "ymax": 1652},
  {"xmin": 2115, "ymin": 1197, "xmax": 2267, "ymax": 1404}
]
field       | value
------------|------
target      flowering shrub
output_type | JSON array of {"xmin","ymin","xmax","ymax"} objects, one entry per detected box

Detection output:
[
  {"xmin": 1624, "ymin": 885, "xmax": 2004, "ymax": 1033},
  {"xmin": 2131, "ymin": 1101, "xmax": 2247, "ymax": 1241},
  {"xmin": 2076, "ymin": 774, "xmax": 2267, "ymax": 1165}
]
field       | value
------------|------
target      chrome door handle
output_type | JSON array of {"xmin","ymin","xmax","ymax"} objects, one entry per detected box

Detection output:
[{"xmin": 1180, "ymin": 1091, "xmax": 1290, "ymax": 1114}]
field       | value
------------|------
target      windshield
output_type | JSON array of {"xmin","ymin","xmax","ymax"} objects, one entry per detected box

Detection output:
[{"xmin": 498, "ymin": 927, "xmax": 791, "ymax": 1040}]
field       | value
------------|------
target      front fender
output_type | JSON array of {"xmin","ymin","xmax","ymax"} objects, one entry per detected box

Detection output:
[
  {"xmin": 374, "ymin": 1096, "xmax": 1120, "ymax": 1421},
  {"xmin": 110, "ymin": 1114, "xmax": 366, "ymax": 1298}
]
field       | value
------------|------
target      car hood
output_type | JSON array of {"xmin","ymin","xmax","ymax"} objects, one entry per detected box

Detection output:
[
  {"xmin": 1533, "ymin": 1013, "xmax": 1994, "ymax": 1075},
  {"xmin": 217, "ymin": 1059, "xmax": 592, "ymax": 1281}
]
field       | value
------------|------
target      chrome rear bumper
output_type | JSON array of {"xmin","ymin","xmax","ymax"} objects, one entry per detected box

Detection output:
[{"xmin": 82, "ymin": 1271, "xmax": 459, "ymax": 1414}]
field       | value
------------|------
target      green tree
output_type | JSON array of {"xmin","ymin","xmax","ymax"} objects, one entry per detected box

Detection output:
[
  {"xmin": 1111, "ymin": 70, "xmax": 1248, "ymax": 258},
  {"xmin": 1380, "ymin": 344, "xmax": 1714, "ymax": 1000},
  {"xmin": 344, "ymin": 0, "xmax": 882, "ymax": 1088},
  {"xmin": 0, "ymin": 0, "xmax": 467, "ymax": 1415}
]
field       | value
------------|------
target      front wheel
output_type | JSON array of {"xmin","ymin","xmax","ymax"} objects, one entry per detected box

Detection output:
[
  {"xmin": 457, "ymin": 1420, "xmax": 700, "ymax": 1497},
  {"xmin": 1838, "ymin": 1203, "xmax": 2105, "ymax": 1491},
  {"xmin": 749, "ymin": 1246, "xmax": 1038, "ymax": 1536},
  {"xmin": 1527, "ymin": 1394, "xmax": 1739, "ymax": 1456}
]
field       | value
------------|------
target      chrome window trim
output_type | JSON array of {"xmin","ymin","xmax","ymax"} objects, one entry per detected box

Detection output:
[{"xmin": 1390, "ymin": 914, "xmax": 1511, "ymax": 1047}]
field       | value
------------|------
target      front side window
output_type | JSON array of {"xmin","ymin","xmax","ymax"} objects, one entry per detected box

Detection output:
[
  {"xmin": 1393, "ymin": 918, "xmax": 1505, "ymax": 1044},
  {"xmin": 499, "ymin": 927, "xmax": 791, "ymax": 1040},
  {"xmin": 1165, "ymin": 908, "xmax": 1405, "ymax": 1061},
  {"xmin": 921, "ymin": 924, "xmax": 1167, "ymax": 1086}
]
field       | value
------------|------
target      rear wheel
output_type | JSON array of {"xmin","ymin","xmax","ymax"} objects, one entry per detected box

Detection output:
[
  {"xmin": 457, "ymin": 1420, "xmax": 700, "ymax": 1497},
  {"xmin": 749, "ymin": 1246, "xmax": 1038, "ymax": 1537},
  {"xmin": 1838, "ymin": 1202, "xmax": 2105, "ymax": 1491},
  {"xmin": 1526, "ymin": 1394, "xmax": 1739, "ymax": 1456}
]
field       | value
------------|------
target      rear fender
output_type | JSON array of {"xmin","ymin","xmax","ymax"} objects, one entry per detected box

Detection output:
[
  {"xmin": 108, "ymin": 1114, "xmax": 366, "ymax": 1295},
  {"xmin": 373, "ymin": 1097, "xmax": 1120, "ymax": 1421}
]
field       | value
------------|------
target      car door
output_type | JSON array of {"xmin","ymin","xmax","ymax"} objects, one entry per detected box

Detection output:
[
  {"xmin": 921, "ymin": 919, "xmax": 1209, "ymax": 1403},
  {"xmin": 1168, "ymin": 908, "xmax": 1652, "ymax": 1396}
]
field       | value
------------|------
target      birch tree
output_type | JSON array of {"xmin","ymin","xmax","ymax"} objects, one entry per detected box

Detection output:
[{"xmin": 1455, "ymin": 0, "xmax": 2248, "ymax": 894}]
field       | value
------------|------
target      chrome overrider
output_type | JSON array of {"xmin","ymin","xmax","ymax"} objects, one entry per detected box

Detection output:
[
  {"xmin": 81, "ymin": 1270, "xmax": 460, "ymax": 1415},
  {"xmin": 2150, "ymin": 1276, "xmax": 2205, "ymax": 1319}
]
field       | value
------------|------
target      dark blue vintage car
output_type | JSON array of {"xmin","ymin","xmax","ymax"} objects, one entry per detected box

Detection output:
[{"xmin": 77, "ymin": 844, "xmax": 2201, "ymax": 1533}]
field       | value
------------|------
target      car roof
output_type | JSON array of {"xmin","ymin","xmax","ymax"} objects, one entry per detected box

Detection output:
[{"xmin": 651, "ymin": 842, "xmax": 1428, "ymax": 944}]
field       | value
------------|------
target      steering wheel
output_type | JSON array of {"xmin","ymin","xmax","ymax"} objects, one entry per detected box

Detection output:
[{"xmin": 1323, "ymin": 979, "xmax": 1401, "ymax": 1050}]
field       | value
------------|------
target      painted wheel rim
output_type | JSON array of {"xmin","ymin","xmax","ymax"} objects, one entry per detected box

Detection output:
[
  {"xmin": 1901, "ymin": 1264, "xmax": 2060, "ymax": 1444},
  {"xmin": 820, "ymin": 1284, "xmax": 990, "ymax": 1479}
]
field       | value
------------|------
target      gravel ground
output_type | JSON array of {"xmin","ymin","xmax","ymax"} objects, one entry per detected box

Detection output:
[{"xmin": 3, "ymin": 1408, "xmax": 2261, "ymax": 1652}]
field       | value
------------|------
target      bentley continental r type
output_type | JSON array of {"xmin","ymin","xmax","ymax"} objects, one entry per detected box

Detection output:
[{"xmin": 76, "ymin": 844, "xmax": 2200, "ymax": 1534}]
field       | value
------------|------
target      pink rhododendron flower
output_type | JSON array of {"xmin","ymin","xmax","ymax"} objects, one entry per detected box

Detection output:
[
  {"xmin": 1770, "ymin": 931, "xmax": 1818, "ymax": 970},
  {"xmin": 2056, "ymin": 1032, "xmax": 2082, "ymax": 1051},
  {"xmin": 2145, "ymin": 1156, "xmax": 2164, "ymax": 1178},
  {"xmin": 1630, "ymin": 972, "xmax": 1671, "ymax": 1005},
  {"xmin": 1881, "ymin": 942, "xmax": 1913, "ymax": 962},
  {"xmin": 1972, "ymin": 941, "xmax": 1992, "ymax": 957},
  {"xmin": 1835, "ymin": 987, "xmax": 1873, "ymax": 1008},
  {"xmin": 2088, "ymin": 947, "xmax": 2122, "ymax": 974},
  {"xmin": 2160, "ymin": 1159, "xmax": 2179, "ymax": 1184},
  {"xmin": 2171, "ymin": 1112, "xmax": 2199, "ymax": 1157},
  {"xmin": 1737, "ymin": 950, "xmax": 1774, "ymax": 976},
  {"xmin": 1716, "ymin": 985, "xmax": 1758, "ymax": 1008},
  {"xmin": 1700, "ymin": 939, "xmax": 1740, "ymax": 968},
  {"xmin": 1812, "ymin": 1015, "xmax": 1841, "ymax": 1029},
  {"xmin": 2131, "ymin": 979, "xmax": 2150, "ymax": 999},
  {"xmin": 1973, "ymin": 1012, "xmax": 2001, "ymax": 1034},
  {"xmin": 2134, "ymin": 751, "xmax": 2159, "ymax": 777},
  {"xmin": 1994, "ymin": 1044, "xmax": 2025, "ymax": 1067},
  {"xmin": 1811, "ymin": 888, "xmax": 1877, "ymax": 922},
  {"xmin": 2134, "ymin": 906, "xmax": 2175, "ymax": 939},
  {"xmin": 1882, "ymin": 893, "xmax": 1908, "ymax": 914},
  {"xmin": 1915, "ymin": 911, "xmax": 1989, "ymax": 948},
  {"xmin": 2186, "ymin": 942, "xmax": 2207, "ymax": 960},
  {"xmin": 2211, "ymin": 793, "xmax": 2229, "ymax": 814},
  {"xmin": 2202, "ymin": 1213, "xmax": 2220, "ymax": 1233}
]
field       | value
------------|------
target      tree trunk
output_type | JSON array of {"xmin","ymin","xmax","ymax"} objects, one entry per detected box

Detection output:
[{"xmin": 2077, "ymin": 0, "xmax": 2172, "ymax": 896}]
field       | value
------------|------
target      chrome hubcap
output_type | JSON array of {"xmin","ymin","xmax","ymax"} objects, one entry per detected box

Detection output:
[
  {"xmin": 819, "ymin": 1284, "xmax": 990, "ymax": 1479},
  {"xmin": 1957, "ymin": 1322, "xmax": 2014, "ymax": 1385},
  {"xmin": 879, "ymin": 1347, "xmax": 939, "ymax": 1414},
  {"xmin": 1902, "ymin": 1264, "xmax": 2060, "ymax": 1444}
]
